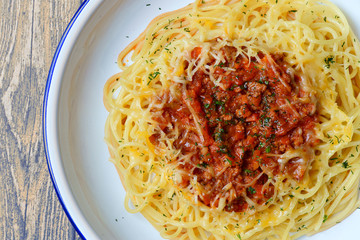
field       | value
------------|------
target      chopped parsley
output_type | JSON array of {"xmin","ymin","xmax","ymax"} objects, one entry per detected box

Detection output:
[
  {"xmin": 342, "ymin": 160, "xmax": 351, "ymax": 169},
  {"xmin": 324, "ymin": 56, "xmax": 335, "ymax": 68},
  {"xmin": 248, "ymin": 186, "xmax": 256, "ymax": 194},
  {"xmin": 265, "ymin": 198, "xmax": 273, "ymax": 205},
  {"xmin": 197, "ymin": 162, "xmax": 209, "ymax": 168},
  {"xmin": 265, "ymin": 145, "xmax": 271, "ymax": 153},
  {"xmin": 244, "ymin": 169, "xmax": 252, "ymax": 174},
  {"xmin": 147, "ymin": 70, "xmax": 160, "ymax": 85},
  {"xmin": 226, "ymin": 158, "xmax": 233, "ymax": 165}
]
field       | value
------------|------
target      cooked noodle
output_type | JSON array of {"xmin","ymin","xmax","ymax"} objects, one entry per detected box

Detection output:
[{"xmin": 104, "ymin": 0, "xmax": 360, "ymax": 239}]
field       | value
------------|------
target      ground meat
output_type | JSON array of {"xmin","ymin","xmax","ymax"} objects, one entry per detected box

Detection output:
[{"xmin": 150, "ymin": 47, "xmax": 319, "ymax": 212}]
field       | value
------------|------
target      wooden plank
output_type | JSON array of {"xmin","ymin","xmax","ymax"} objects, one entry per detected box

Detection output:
[{"xmin": 0, "ymin": 0, "xmax": 84, "ymax": 239}]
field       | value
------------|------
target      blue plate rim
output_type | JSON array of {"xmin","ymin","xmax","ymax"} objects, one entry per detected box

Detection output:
[{"xmin": 42, "ymin": 1, "xmax": 91, "ymax": 239}]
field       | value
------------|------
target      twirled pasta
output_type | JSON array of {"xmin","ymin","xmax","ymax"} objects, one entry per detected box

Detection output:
[{"xmin": 104, "ymin": 0, "xmax": 360, "ymax": 239}]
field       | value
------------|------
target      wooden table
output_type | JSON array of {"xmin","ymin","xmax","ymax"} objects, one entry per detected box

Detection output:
[{"xmin": 0, "ymin": 1, "xmax": 83, "ymax": 239}]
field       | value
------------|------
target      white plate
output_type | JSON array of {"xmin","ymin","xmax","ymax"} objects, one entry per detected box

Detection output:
[{"xmin": 43, "ymin": 0, "xmax": 360, "ymax": 239}]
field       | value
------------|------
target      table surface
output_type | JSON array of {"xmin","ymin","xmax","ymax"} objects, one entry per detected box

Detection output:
[{"xmin": 0, "ymin": 0, "xmax": 83, "ymax": 239}]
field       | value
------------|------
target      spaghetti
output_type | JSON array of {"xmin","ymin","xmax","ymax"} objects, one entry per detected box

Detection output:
[{"xmin": 104, "ymin": 0, "xmax": 360, "ymax": 239}]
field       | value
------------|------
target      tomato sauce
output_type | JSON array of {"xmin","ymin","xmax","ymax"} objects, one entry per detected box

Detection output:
[{"xmin": 150, "ymin": 46, "xmax": 319, "ymax": 212}]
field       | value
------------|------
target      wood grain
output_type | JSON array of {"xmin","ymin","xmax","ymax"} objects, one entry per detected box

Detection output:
[{"xmin": 0, "ymin": 0, "xmax": 84, "ymax": 239}]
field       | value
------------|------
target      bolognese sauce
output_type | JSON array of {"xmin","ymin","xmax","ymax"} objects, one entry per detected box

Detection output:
[{"xmin": 150, "ymin": 46, "xmax": 319, "ymax": 212}]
